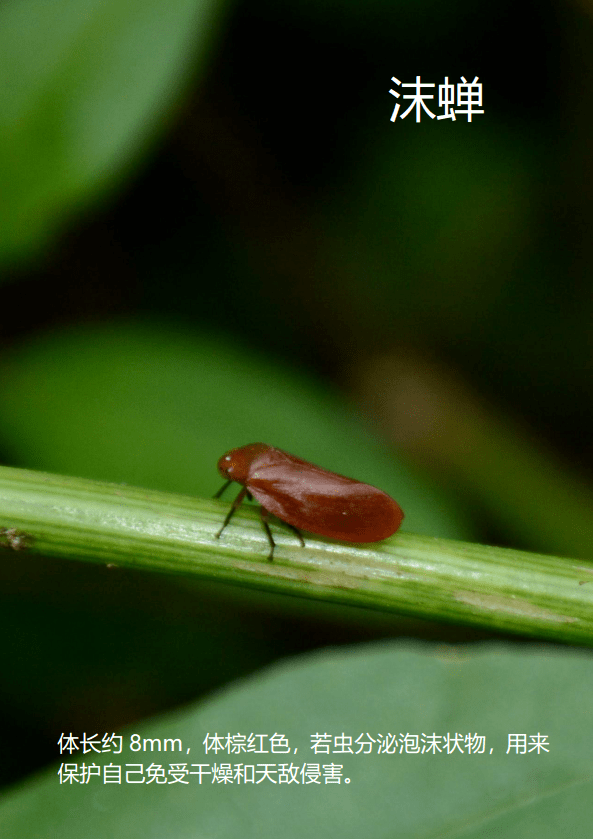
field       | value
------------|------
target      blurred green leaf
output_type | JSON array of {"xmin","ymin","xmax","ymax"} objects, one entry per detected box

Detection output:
[
  {"xmin": 0, "ymin": 641, "xmax": 591, "ymax": 837},
  {"xmin": 0, "ymin": 0, "xmax": 225, "ymax": 265},
  {"xmin": 0, "ymin": 320, "xmax": 473, "ymax": 540}
]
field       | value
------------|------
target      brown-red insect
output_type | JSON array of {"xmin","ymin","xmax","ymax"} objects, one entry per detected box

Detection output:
[{"xmin": 214, "ymin": 443, "xmax": 404, "ymax": 560}]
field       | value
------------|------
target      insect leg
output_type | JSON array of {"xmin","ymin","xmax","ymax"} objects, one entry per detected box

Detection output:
[
  {"xmin": 258, "ymin": 512, "xmax": 305, "ymax": 560},
  {"xmin": 286, "ymin": 523, "xmax": 305, "ymax": 547},
  {"xmin": 216, "ymin": 486, "xmax": 248, "ymax": 538},
  {"xmin": 214, "ymin": 479, "xmax": 233, "ymax": 499},
  {"xmin": 259, "ymin": 507, "xmax": 276, "ymax": 562}
]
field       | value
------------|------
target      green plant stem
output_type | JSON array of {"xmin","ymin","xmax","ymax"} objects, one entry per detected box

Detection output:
[{"xmin": 0, "ymin": 464, "xmax": 592, "ymax": 645}]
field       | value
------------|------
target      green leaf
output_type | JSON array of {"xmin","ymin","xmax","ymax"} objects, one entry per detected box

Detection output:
[
  {"xmin": 0, "ymin": 0, "xmax": 224, "ymax": 265},
  {"xmin": 0, "ymin": 642, "xmax": 591, "ymax": 837},
  {"xmin": 0, "ymin": 320, "xmax": 474, "ymax": 540}
]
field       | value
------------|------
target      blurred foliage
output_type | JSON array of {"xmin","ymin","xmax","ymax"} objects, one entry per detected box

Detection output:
[
  {"xmin": 2, "ymin": 641, "xmax": 593, "ymax": 838},
  {"xmin": 0, "ymin": 0, "xmax": 224, "ymax": 264},
  {"xmin": 0, "ymin": 321, "xmax": 472, "ymax": 539},
  {"xmin": 0, "ymin": 0, "xmax": 592, "ymax": 831}
]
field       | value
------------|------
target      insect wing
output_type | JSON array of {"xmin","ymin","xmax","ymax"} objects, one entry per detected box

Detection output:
[{"xmin": 246, "ymin": 449, "xmax": 403, "ymax": 542}]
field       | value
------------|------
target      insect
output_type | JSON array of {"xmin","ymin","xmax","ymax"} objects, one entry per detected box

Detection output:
[{"xmin": 214, "ymin": 443, "xmax": 404, "ymax": 560}]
